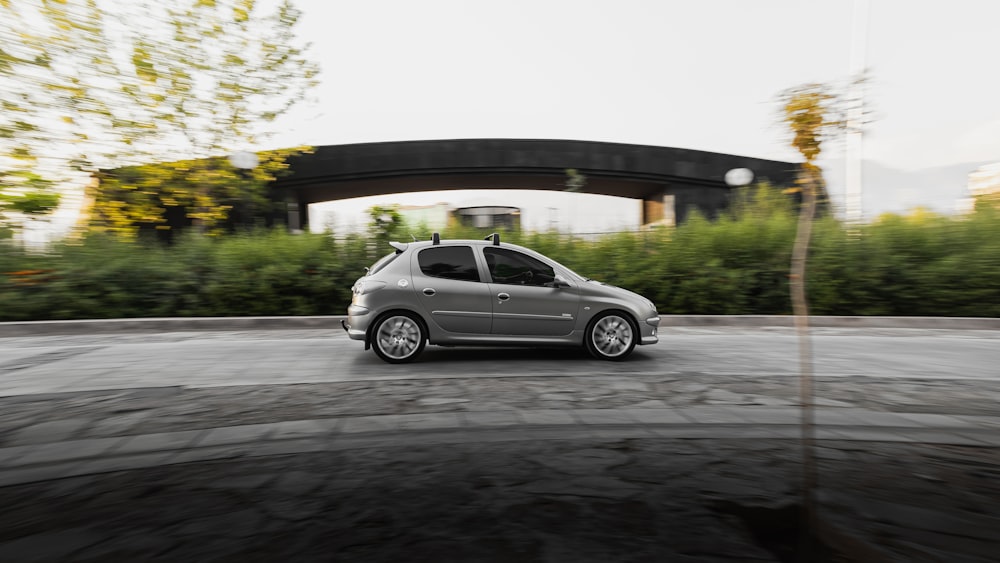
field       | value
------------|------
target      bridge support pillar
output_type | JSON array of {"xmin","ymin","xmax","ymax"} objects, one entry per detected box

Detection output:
[
  {"xmin": 298, "ymin": 199, "xmax": 309, "ymax": 231},
  {"xmin": 285, "ymin": 198, "xmax": 309, "ymax": 233},
  {"xmin": 641, "ymin": 191, "xmax": 675, "ymax": 228}
]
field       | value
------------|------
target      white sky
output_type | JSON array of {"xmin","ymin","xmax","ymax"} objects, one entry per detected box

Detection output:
[
  {"xmin": 277, "ymin": 0, "xmax": 1000, "ymax": 168},
  {"xmin": 310, "ymin": 189, "xmax": 642, "ymax": 234},
  {"xmin": 31, "ymin": 0, "xmax": 1000, "ymax": 241},
  {"xmin": 267, "ymin": 0, "xmax": 1000, "ymax": 231}
]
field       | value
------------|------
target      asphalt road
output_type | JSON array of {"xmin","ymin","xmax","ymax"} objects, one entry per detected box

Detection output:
[
  {"xmin": 3, "ymin": 325, "xmax": 1000, "ymax": 561},
  {"xmin": 1, "ymin": 326, "xmax": 999, "ymax": 396}
]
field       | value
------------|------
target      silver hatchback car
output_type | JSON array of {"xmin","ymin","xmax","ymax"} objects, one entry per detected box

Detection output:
[{"xmin": 343, "ymin": 233, "xmax": 660, "ymax": 363}]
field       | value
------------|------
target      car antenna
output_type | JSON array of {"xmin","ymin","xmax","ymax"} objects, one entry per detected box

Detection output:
[
  {"xmin": 411, "ymin": 234, "xmax": 417, "ymax": 242},
  {"xmin": 484, "ymin": 233, "xmax": 500, "ymax": 245},
  {"xmin": 432, "ymin": 232, "xmax": 440, "ymax": 245}
]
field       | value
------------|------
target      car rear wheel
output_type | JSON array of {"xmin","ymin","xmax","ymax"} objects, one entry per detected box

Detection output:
[
  {"xmin": 372, "ymin": 312, "xmax": 426, "ymax": 363},
  {"xmin": 585, "ymin": 311, "xmax": 637, "ymax": 361}
]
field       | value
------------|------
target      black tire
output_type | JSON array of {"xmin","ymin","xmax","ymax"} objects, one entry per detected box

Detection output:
[
  {"xmin": 371, "ymin": 312, "xmax": 426, "ymax": 364},
  {"xmin": 585, "ymin": 311, "xmax": 637, "ymax": 361}
]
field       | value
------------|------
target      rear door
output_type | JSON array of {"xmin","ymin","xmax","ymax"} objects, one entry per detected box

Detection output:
[
  {"xmin": 411, "ymin": 245, "xmax": 492, "ymax": 334},
  {"xmin": 483, "ymin": 247, "xmax": 580, "ymax": 336}
]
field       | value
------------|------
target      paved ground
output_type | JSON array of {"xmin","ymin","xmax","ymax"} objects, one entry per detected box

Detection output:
[
  {"xmin": 2, "ymin": 324, "xmax": 1000, "ymax": 561},
  {"xmin": 2, "ymin": 327, "xmax": 1000, "ymax": 396},
  {"xmin": 1, "ymin": 407, "xmax": 999, "ymax": 562}
]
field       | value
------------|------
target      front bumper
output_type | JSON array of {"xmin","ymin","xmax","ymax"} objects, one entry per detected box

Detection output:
[{"xmin": 640, "ymin": 315, "xmax": 660, "ymax": 345}]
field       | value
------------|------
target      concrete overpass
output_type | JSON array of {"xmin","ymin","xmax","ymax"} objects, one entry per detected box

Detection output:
[{"xmin": 272, "ymin": 139, "xmax": 800, "ymax": 230}]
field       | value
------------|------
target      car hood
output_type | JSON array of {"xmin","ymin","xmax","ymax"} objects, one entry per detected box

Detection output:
[{"xmin": 581, "ymin": 279, "xmax": 654, "ymax": 309}]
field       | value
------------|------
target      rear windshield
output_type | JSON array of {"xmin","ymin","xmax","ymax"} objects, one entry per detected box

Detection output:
[{"xmin": 368, "ymin": 252, "xmax": 399, "ymax": 276}]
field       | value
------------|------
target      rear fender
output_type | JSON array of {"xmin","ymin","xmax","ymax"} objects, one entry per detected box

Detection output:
[{"xmin": 365, "ymin": 309, "xmax": 430, "ymax": 350}]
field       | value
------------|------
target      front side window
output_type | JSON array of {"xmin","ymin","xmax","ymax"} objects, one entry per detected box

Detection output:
[
  {"xmin": 484, "ymin": 247, "xmax": 555, "ymax": 286},
  {"xmin": 418, "ymin": 246, "xmax": 481, "ymax": 282}
]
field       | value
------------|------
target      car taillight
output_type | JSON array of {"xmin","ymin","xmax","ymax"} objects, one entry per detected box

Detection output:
[{"xmin": 353, "ymin": 280, "xmax": 386, "ymax": 295}]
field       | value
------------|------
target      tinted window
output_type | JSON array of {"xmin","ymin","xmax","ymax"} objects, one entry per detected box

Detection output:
[
  {"xmin": 418, "ymin": 246, "xmax": 481, "ymax": 282},
  {"xmin": 484, "ymin": 248, "xmax": 555, "ymax": 286}
]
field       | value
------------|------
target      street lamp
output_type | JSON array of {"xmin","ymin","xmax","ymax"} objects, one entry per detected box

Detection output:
[
  {"xmin": 724, "ymin": 168, "xmax": 755, "ymax": 188},
  {"xmin": 228, "ymin": 150, "xmax": 259, "ymax": 171}
]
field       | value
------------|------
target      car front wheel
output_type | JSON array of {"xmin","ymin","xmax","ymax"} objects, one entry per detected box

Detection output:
[
  {"xmin": 372, "ymin": 312, "xmax": 426, "ymax": 363},
  {"xmin": 585, "ymin": 311, "xmax": 637, "ymax": 361}
]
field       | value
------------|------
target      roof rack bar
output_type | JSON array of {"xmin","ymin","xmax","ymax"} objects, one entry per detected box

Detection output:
[
  {"xmin": 484, "ymin": 233, "xmax": 500, "ymax": 246},
  {"xmin": 432, "ymin": 232, "xmax": 440, "ymax": 245}
]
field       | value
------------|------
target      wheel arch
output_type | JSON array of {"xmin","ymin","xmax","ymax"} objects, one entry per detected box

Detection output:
[
  {"xmin": 584, "ymin": 308, "xmax": 640, "ymax": 360},
  {"xmin": 585, "ymin": 307, "xmax": 640, "ymax": 333},
  {"xmin": 365, "ymin": 308, "xmax": 430, "ymax": 350}
]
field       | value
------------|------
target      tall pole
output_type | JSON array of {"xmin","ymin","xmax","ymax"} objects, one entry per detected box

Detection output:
[
  {"xmin": 845, "ymin": 0, "xmax": 869, "ymax": 224},
  {"xmin": 792, "ymin": 164, "xmax": 819, "ymax": 558}
]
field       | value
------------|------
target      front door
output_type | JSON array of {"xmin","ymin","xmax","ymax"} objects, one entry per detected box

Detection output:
[{"xmin": 483, "ymin": 247, "xmax": 579, "ymax": 336}]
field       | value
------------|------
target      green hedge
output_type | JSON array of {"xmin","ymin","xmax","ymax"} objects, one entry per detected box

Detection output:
[
  {"xmin": 0, "ymin": 230, "xmax": 369, "ymax": 320},
  {"xmin": 2, "ymin": 190, "xmax": 999, "ymax": 321}
]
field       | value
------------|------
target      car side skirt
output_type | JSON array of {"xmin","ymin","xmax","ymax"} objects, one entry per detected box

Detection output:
[{"xmin": 428, "ymin": 330, "xmax": 586, "ymax": 347}]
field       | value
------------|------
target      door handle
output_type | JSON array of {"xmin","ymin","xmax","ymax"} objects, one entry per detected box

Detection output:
[
  {"xmin": 423, "ymin": 288, "xmax": 436, "ymax": 296},
  {"xmin": 497, "ymin": 292, "xmax": 510, "ymax": 301}
]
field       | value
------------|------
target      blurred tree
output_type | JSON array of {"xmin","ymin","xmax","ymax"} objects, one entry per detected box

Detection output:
[
  {"xmin": 780, "ymin": 84, "xmax": 844, "ymax": 206},
  {"xmin": 973, "ymin": 190, "xmax": 1000, "ymax": 213},
  {"xmin": 367, "ymin": 205, "xmax": 405, "ymax": 250},
  {"xmin": 0, "ymin": 0, "xmax": 319, "ymax": 239},
  {"xmin": 0, "ymin": 173, "xmax": 60, "ymax": 239},
  {"xmin": 89, "ymin": 148, "xmax": 304, "ymax": 240},
  {"xmin": 779, "ymin": 82, "xmax": 846, "ymax": 559},
  {"xmin": 563, "ymin": 168, "xmax": 588, "ymax": 192},
  {"xmin": 780, "ymin": 83, "xmax": 846, "ymax": 322}
]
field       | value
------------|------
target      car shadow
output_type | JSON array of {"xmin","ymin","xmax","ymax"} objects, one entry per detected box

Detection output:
[
  {"xmin": 420, "ymin": 346, "xmax": 587, "ymax": 363},
  {"xmin": 351, "ymin": 345, "xmax": 658, "ymax": 368}
]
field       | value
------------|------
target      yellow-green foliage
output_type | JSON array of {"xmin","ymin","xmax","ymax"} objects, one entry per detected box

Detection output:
[
  {"xmin": 2, "ymin": 0, "xmax": 318, "ymax": 238},
  {"xmin": 88, "ymin": 147, "xmax": 306, "ymax": 238}
]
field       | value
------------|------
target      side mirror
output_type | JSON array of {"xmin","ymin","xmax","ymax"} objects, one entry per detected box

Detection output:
[{"xmin": 551, "ymin": 275, "xmax": 571, "ymax": 288}]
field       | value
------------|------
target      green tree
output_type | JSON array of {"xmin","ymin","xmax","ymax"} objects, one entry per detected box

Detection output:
[
  {"xmin": 0, "ymin": 0, "xmax": 319, "ymax": 239},
  {"xmin": 367, "ymin": 205, "xmax": 406, "ymax": 254},
  {"xmin": 0, "ymin": 173, "xmax": 61, "ymax": 239}
]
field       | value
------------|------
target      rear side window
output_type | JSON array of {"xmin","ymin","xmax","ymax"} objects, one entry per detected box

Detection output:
[{"xmin": 418, "ymin": 246, "xmax": 481, "ymax": 282}]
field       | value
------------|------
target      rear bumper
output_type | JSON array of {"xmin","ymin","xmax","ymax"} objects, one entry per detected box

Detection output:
[
  {"xmin": 341, "ymin": 320, "xmax": 367, "ymax": 341},
  {"xmin": 344, "ymin": 306, "xmax": 371, "ymax": 341}
]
